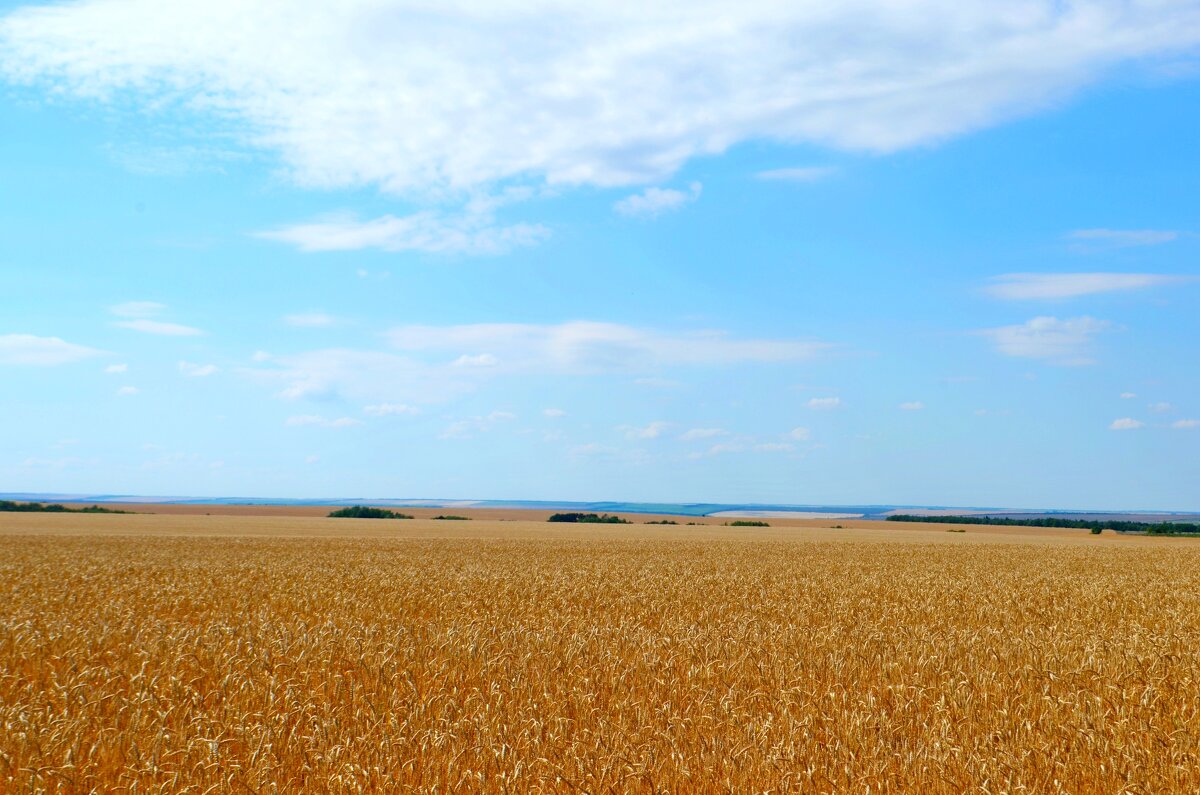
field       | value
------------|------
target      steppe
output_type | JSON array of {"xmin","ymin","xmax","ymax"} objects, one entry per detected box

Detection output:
[{"xmin": 2, "ymin": 509, "xmax": 1198, "ymax": 792}]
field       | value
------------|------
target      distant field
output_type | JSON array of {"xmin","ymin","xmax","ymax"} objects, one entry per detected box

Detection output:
[{"xmin": 2, "ymin": 513, "xmax": 1199, "ymax": 792}]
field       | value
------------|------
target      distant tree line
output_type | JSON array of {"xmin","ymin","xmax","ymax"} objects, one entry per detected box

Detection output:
[
  {"xmin": 0, "ymin": 500, "xmax": 126, "ymax": 514},
  {"xmin": 432, "ymin": 515, "xmax": 471, "ymax": 521},
  {"xmin": 548, "ymin": 512, "xmax": 630, "ymax": 524},
  {"xmin": 725, "ymin": 520, "xmax": 770, "ymax": 527},
  {"xmin": 887, "ymin": 514, "xmax": 1200, "ymax": 535},
  {"xmin": 327, "ymin": 506, "xmax": 413, "ymax": 519}
]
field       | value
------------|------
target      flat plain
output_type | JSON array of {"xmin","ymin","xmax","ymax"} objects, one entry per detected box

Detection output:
[{"xmin": 3, "ymin": 512, "xmax": 1199, "ymax": 793}]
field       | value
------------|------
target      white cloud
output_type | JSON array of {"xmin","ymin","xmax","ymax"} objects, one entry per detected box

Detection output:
[
  {"xmin": 680, "ymin": 427, "xmax": 728, "ymax": 441},
  {"xmin": 978, "ymin": 316, "xmax": 1109, "ymax": 365},
  {"xmin": 1172, "ymin": 419, "xmax": 1200, "ymax": 429},
  {"xmin": 363, "ymin": 402, "xmax": 419, "ymax": 417},
  {"xmin": 755, "ymin": 166, "xmax": 837, "ymax": 182},
  {"xmin": 1120, "ymin": 392, "xmax": 1137, "ymax": 399},
  {"xmin": 115, "ymin": 319, "xmax": 204, "ymax": 336},
  {"xmin": 451, "ymin": 353, "xmax": 499, "ymax": 368},
  {"xmin": 1066, "ymin": 229, "xmax": 1180, "ymax": 249},
  {"xmin": 105, "ymin": 363, "xmax": 128, "ymax": 374},
  {"xmin": 285, "ymin": 415, "xmax": 324, "ymax": 426},
  {"xmin": 788, "ymin": 427, "xmax": 811, "ymax": 441},
  {"xmin": 0, "ymin": 334, "xmax": 104, "ymax": 366},
  {"xmin": 1148, "ymin": 401, "xmax": 1172, "ymax": 413},
  {"xmin": 440, "ymin": 411, "xmax": 515, "ymax": 439},
  {"xmin": 249, "ymin": 323, "xmax": 824, "ymax": 406},
  {"xmin": 109, "ymin": 301, "xmax": 166, "ymax": 318},
  {"xmin": 702, "ymin": 442, "xmax": 745, "ymax": 457},
  {"xmin": 7, "ymin": 3, "xmax": 1199, "ymax": 196},
  {"xmin": 116, "ymin": 385, "xmax": 139, "ymax": 396},
  {"xmin": 284, "ymin": 312, "xmax": 337, "ymax": 328},
  {"xmin": 258, "ymin": 211, "xmax": 549, "ymax": 255},
  {"xmin": 252, "ymin": 349, "xmax": 454, "ymax": 402},
  {"xmin": 985, "ymin": 272, "xmax": 1191, "ymax": 300},
  {"xmin": 251, "ymin": 351, "xmax": 272, "ymax": 362},
  {"xmin": 305, "ymin": 454, "xmax": 320, "ymax": 463},
  {"xmin": 285, "ymin": 414, "xmax": 362, "ymax": 428},
  {"xmin": 1109, "ymin": 418, "xmax": 1144, "ymax": 430},
  {"xmin": 614, "ymin": 182, "xmax": 701, "ymax": 218},
  {"xmin": 387, "ymin": 321, "xmax": 828, "ymax": 373},
  {"xmin": 624, "ymin": 421, "xmax": 669, "ymax": 440},
  {"xmin": 634, "ymin": 377, "xmax": 683, "ymax": 388},
  {"xmin": 899, "ymin": 401, "xmax": 925, "ymax": 411},
  {"xmin": 754, "ymin": 442, "xmax": 794, "ymax": 452},
  {"xmin": 542, "ymin": 408, "xmax": 567, "ymax": 418},
  {"xmin": 178, "ymin": 360, "xmax": 218, "ymax": 377},
  {"xmin": 807, "ymin": 397, "xmax": 841, "ymax": 410}
]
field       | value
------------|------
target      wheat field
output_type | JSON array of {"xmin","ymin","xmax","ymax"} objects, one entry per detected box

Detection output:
[{"xmin": 2, "ymin": 514, "xmax": 1200, "ymax": 793}]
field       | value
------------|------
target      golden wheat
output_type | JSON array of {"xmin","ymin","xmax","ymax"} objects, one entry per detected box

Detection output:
[{"xmin": 2, "ymin": 518, "xmax": 1199, "ymax": 792}]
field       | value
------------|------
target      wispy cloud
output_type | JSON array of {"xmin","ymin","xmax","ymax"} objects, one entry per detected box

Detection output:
[
  {"xmin": 1173, "ymin": 419, "xmax": 1200, "ymax": 430},
  {"xmin": 680, "ymin": 427, "xmax": 728, "ymax": 441},
  {"xmin": 1148, "ymin": 402, "xmax": 1172, "ymax": 414},
  {"xmin": 116, "ymin": 385, "xmax": 139, "ymax": 396},
  {"xmin": 386, "ymin": 321, "xmax": 829, "ymax": 374},
  {"xmin": 755, "ymin": 166, "xmax": 837, "ymax": 183},
  {"xmin": 622, "ymin": 421, "xmax": 669, "ymax": 440},
  {"xmin": 788, "ymin": 427, "xmax": 811, "ymax": 442},
  {"xmin": 109, "ymin": 301, "xmax": 167, "ymax": 318},
  {"xmin": 807, "ymin": 397, "xmax": 842, "ymax": 410},
  {"xmin": 440, "ymin": 411, "xmax": 515, "ymax": 440},
  {"xmin": 105, "ymin": 363, "xmax": 128, "ymax": 374},
  {"xmin": 0, "ymin": 334, "xmax": 104, "ymax": 366},
  {"xmin": 986, "ymin": 272, "xmax": 1191, "ymax": 300},
  {"xmin": 697, "ymin": 442, "xmax": 746, "ymax": 457},
  {"xmin": 285, "ymin": 415, "xmax": 362, "ymax": 428},
  {"xmin": 978, "ymin": 316, "xmax": 1109, "ymax": 365},
  {"xmin": 451, "ymin": 353, "xmax": 499, "ymax": 368},
  {"xmin": 614, "ymin": 183, "xmax": 702, "ymax": 218},
  {"xmin": 1120, "ymin": 392, "xmax": 1137, "ymax": 399},
  {"xmin": 178, "ymin": 361, "xmax": 218, "ymax": 377},
  {"xmin": 899, "ymin": 401, "xmax": 925, "ymax": 411},
  {"xmin": 257, "ymin": 211, "xmax": 548, "ymax": 255},
  {"xmin": 1109, "ymin": 418, "xmax": 1144, "ymax": 431},
  {"xmin": 250, "ymin": 349, "xmax": 461, "ymax": 403},
  {"xmin": 542, "ymin": 408, "xmax": 567, "ymax": 418},
  {"xmin": 284, "ymin": 312, "xmax": 337, "ymax": 328},
  {"xmin": 1066, "ymin": 229, "xmax": 1180, "ymax": 250},
  {"xmin": 8, "ymin": 3, "xmax": 1199, "ymax": 195},
  {"xmin": 115, "ymin": 319, "xmax": 205, "ymax": 337},
  {"xmin": 363, "ymin": 402, "xmax": 419, "ymax": 417}
]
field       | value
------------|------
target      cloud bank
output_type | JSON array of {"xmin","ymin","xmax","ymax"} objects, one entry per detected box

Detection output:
[
  {"xmin": 254, "ymin": 321, "xmax": 827, "ymax": 403},
  {"xmin": 5, "ymin": 1, "xmax": 1200, "ymax": 197}
]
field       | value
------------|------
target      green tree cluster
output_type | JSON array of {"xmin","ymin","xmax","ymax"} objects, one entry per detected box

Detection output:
[
  {"xmin": 327, "ymin": 506, "xmax": 413, "ymax": 519},
  {"xmin": 547, "ymin": 512, "xmax": 630, "ymax": 524}
]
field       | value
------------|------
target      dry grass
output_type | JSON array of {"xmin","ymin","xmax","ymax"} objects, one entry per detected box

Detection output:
[{"xmin": 3, "ymin": 516, "xmax": 1200, "ymax": 793}]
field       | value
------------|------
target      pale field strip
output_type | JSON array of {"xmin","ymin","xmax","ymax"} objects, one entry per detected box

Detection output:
[{"xmin": 2, "ymin": 513, "xmax": 1199, "ymax": 793}]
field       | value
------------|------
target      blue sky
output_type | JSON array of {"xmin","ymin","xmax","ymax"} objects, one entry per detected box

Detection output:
[{"xmin": 2, "ymin": 1, "xmax": 1198, "ymax": 509}]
